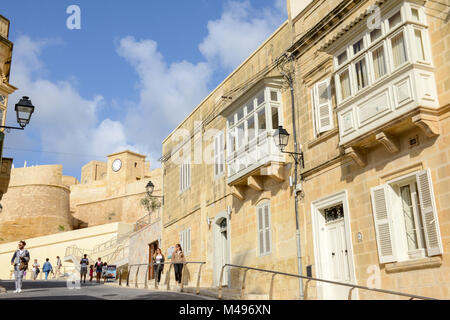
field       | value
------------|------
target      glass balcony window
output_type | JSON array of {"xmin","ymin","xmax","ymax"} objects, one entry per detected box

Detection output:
[{"xmin": 226, "ymin": 87, "xmax": 284, "ymax": 182}]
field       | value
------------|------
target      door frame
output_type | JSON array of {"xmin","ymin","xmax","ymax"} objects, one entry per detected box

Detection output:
[
  {"xmin": 310, "ymin": 190, "xmax": 357, "ymax": 299},
  {"xmin": 148, "ymin": 240, "xmax": 159, "ymax": 281},
  {"xmin": 213, "ymin": 211, "xmax": 231, "ymax": 287}
]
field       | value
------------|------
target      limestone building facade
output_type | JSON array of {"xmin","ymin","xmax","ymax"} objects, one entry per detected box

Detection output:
[
  {"xmin": 160, "ymin": 0, "xmax": 449, "ymax": 299},
  {"xmin": 0, "ymin": 15, "xmax": 17, "ymax": 201}
]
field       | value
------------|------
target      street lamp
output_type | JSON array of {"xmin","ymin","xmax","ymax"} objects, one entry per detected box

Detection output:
[
  {"xmin": 145, "ymin": 180, "xmax": 155, "ymax": 196},
  {"xmin": 0, "ymin": 96, "xmax": 35, "ymax": 131},
  {"xmin": 274, "ymin": 126, "xmax": 304, "ymax": 168},
  {"xmin": 146, "ymin": 180, "xmax": 164, "ymax": 205},
  {"xmin": 274, "ymin": 125, "xmax": 290, "ymax": 151}
]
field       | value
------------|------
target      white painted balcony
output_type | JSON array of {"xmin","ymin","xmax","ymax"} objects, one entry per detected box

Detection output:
[
  {"xmin": 326, "ymin": 1, "xmax": 440, "ymax": 160},
  {"xmin": 227, "ymin": 130, "xmax": 285, "ymax": 185},
  {"xmin": 337, "ymin": 62, "xmax": 439, "ymax": 146},
  {"xmin": 221, "ymin": 79, "xmax": 286, "ymax": 187}
]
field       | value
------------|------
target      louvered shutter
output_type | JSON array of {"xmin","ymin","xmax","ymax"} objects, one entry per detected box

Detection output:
[
  {"xmin": 314, "ymin": 79, "xmax": 334, "ymax": 133},
  {"xmin": 219, "ymin": 132, "xmax": 224, "ymax": 174},
  {"xmin": 187, "ymin": 228, "xmax": 191, "ymax": 255},
  {"xmin": 214, "ymin": 135, "xmax": 219, "ymax": 176},
  {"xmin": 310, "ymin": 88, "xmax": 318, "ymax": 137},
  {"xmin": 264, "ymin": 205, "xmax": 271, "ymax": 254},
  {"xmin": 179, "ymin": 231, "xmax": 183, "ymax": 249},
  {"xmin": 416, "ymin": 169, "xmax": 443, "ymax": 256},
  {"xmin": 258, "ymin": 207, "xmax": 264, "ymax": 255},
  {"xmin": 370, "ymin": 185, "xmax": 397, "ymax": 263}
]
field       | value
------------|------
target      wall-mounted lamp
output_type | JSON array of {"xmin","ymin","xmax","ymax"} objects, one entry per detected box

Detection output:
[
  {"xmin": 146, "ymin": 180, "xmax": 164, "ymax": 205},
  {"xmin": 0, "ymin": 96, "xmax": 36, "ymax": 131}
]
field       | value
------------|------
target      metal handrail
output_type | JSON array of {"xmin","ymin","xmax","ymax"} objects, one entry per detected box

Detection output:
[
  {"xmin": 121, "ymin": 262, "xmax": 206, "ymax": 294},
  {"xmin": 218, "ymin": 264, "xmax": 437, "ymax": 300},
  {"xmin": 91, "ymin": 230, "xmax": 134, "ymax": 254}
]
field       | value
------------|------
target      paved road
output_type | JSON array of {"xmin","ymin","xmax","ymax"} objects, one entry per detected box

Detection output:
[{"xmin": 0, "ymin": 280, "xmax": 213, "ymax": 300}]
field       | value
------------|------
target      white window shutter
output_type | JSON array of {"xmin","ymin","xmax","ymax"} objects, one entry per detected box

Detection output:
[
  {"xmin": 219, "ymin": 132, "xmax": 224, "ymax": 174},
  {"xmin": 314, "ymin": 79, "xmax": 334, "ymax": 133},
  {"xmin": 179, "ymin": 231, "xmax": 183, "ymax": 249},
  {"xmin": 370, "ymin": 185, "xmax": 397, "ymax": 263},
  {"xmin": 258, "ymin": 207, "xmax": 264, "ymax": 255},
  {"xmin": 310, "ymin": 88, "xmax": 318, "ymax": 137},
  {"xmin": 187, "ymin": 228, "xmax": 191, "ymax": 254},
  {"xmin": 264, "ymin": 205, "xmax": 271, "ymax": 254},
  {"xmin": 416, "ymin": 169, "xmax": 443, "ymax": 256}
]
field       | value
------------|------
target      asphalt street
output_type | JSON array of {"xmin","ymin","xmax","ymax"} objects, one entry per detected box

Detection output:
[{"xmin": 0, "ymin": 280, "xmax": 213, "ymax": 300}]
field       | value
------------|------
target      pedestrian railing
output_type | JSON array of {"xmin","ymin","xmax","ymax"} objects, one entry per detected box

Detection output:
[
  {"xmin": 218, "ymin": 264, "xmax": 437, "ymax": 300},
  {"xmin": 119, "ymin": 262, "xmax": 206, "ymax": 294},
  {"xmin": 91, "ymin": 230, "xmax": 134, "ymax": 255}
]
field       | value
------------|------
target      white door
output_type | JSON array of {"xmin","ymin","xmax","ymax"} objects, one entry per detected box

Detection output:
[
  {"xmin": 323, "ymin": 217, "xmax": 352, "ymax": 299},
  {"xmin": 214, "ymin": 217, "xmax": 229, "ymax": 286},
  {"xmin": 220, "ymin": 224, "xmax": 228, "ymax": 286}
]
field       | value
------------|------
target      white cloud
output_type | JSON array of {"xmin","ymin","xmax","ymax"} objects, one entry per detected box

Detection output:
[
  {"xmin": 116, "ymin": 36, "xmax": 212, "ymax": 163},
  {"xmin": 199, "ymin": 0, "xmax": 286, "ymax": 70},
  {"xmin": 6, "ymin": 35, "xmax": 136, "ymax": 171},
  {"xmin": 5, "ymin": 1, "xmax": 286, "ymax": 173},
  {"xmin": 115, "ymin": 1, "xmax": 286, "ymax": 165}
]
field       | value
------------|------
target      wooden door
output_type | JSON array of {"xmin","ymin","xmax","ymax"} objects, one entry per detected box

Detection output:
[{"xmin": 148, "ymin": 241, "xmax": 158, "ymax": 280}]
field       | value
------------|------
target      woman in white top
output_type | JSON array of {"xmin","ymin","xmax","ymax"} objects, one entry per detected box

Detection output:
[{"xmin": 152, "ymin": 248, "xmax": 165, "ymax": 285}]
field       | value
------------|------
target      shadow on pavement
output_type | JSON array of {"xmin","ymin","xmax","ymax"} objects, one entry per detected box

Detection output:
[
  {"xmin": 132, "ymin": 292, "xmax": 210, "ymax": 300},
  {"xmin": 0, "ymin": 280, "xmax": 103, "ymax": 291},
  {"xmin": 0, "ymin": 295, "xmax": 105, "ymax": 300}
]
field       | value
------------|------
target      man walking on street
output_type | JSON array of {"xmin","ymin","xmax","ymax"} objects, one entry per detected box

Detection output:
[
  {"xmin": 10, "ymin": 240, "xmax": 30, "ymax": 293},
  {"xmin": 80, "ymin": 254, "xmax": 89, "ymax": 283}
]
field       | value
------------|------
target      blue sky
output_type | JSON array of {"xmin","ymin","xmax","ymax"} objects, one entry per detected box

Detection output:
[{"xmin": 1, "ymin": 0, "xmax": 286, "ymax": 179}]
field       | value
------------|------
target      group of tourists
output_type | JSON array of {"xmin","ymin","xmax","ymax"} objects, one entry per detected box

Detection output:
[
  {"xmin": 9, "ymin": 240, "xmax": 188, "ymax": 293},
  {"xmin": 30, "ymin": 256, "xmax": 63, "ymax": 280},
  {"xmin": 79, "ymin": 254, "xmax": 108, "ymax": 284},
  {"xmin": 10, "ymin": 241, "xmax": 64, "ymax": 293}
]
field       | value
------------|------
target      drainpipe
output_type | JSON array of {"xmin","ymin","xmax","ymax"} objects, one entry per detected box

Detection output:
[{"xmin": 286, "ymin": 62, "xmax": 304, "ymax": 300}]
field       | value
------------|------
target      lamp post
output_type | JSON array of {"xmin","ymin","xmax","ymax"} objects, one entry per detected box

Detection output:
[
  {"xmin": 274, "ymin": 126, "xmax": 304, "ymax": 168},
  {"xmin": 274, "ymin": 125, "xmax": 305, "ymax": 300},
  {"xmin": 0, "ymin": 96, "xmax": 35, "ymax": 131},
  {"xmin": 146, "ymin": 180, "xmax": 164, "ymax": 205}
]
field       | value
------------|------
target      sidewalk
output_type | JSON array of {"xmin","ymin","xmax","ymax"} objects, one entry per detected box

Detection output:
[
  {"xmin": 104, "ymin": 281, "xmax": 218, "ymax": 300},
  {"xmin": 104, "ymin": 280, "xmax": 270, "ymax": 300}
]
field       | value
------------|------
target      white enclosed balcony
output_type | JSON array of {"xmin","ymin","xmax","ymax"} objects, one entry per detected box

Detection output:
[
  {"xmin": 222, "ymin": 78, "xmax": 286, "ymax": 188},
  {"xmin": 325, "ymin": 1, "xmax": 440, "ymax": 163}
]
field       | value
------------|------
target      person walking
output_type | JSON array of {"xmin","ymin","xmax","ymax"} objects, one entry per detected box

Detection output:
[
  {"xmin": 32, "ymin": 259, "xmax": 40, "ymax": 280},
  {"xmin": 89, "ymin": 265, "xmax": 94, "ymax": 282},
  {"xmin": 94, "ymin": 258, "xmax": 103, "ymax": 283},
  {"xmin": 10, "ymin": 240, "xmax": 30, "ymax": 293},
  {"xmin": 152, "ymin": 248, "xmax": 165, "ymax": 286},
  {"xmin": 102, "ymin": 262, "xmax": 108, "ymax": 283},
  {"xmin": 42, "ymin": 258, "xmax": 53, "ymax": 281},
  {"xmin": 53, "ymin": 256, "xmax": 62, "ymax": 279},
  {"xmin": 80, "ymin": 254, "xmax": 89, "ymax": 283},
  {"xmin": 171, "ymin": 244, "xmax": 185, "ymax": 286}
]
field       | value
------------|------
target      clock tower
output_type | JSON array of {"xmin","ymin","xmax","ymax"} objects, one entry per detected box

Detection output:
[{"xmin": 106, "ymin": 150, "xmax": 149, "ymax": 195}]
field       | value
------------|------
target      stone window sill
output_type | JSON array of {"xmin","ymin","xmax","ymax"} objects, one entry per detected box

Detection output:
[
  {"xmin": 385, "ymin": 256, "xmax": 442, "ymax": 274},
  {"xmin": 307, "ymin": 128, "xmax": 338, "ymax": 149}
]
